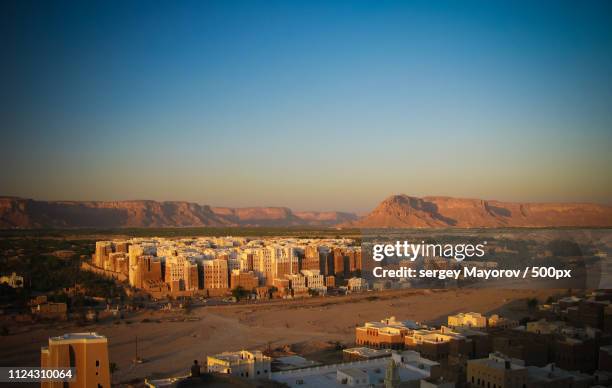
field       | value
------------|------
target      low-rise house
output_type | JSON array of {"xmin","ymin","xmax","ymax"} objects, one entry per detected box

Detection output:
[
  {"xmin": 207, "ymin": 350, "xmax": 271, "ymax": 379},
  {"xmin": 32, "ymin": 302, "xmax": 67, "ymax": 320},
  {"xmin": 271, "ymin": 351, "xmax": 437, "ymax": 387}
]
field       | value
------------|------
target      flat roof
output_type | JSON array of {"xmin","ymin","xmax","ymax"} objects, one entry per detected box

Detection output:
[
  {"xmin": 49, "ymin": 332, "xmax": 107, "ymax": 344},
  {"xmin": 209, "ymin": 350, "xmax": 268, "ymax": 363},
  {"xmin": 526, "ymin": 365, "xmax": 592, "ymax": 382},
  {"xmin": 343, "ymin": 347, "xmax": 392, "ymax": 358},
  {"xmin": 271, "ymin": 358, "xmax": 429, "ymax": 388},
  {"xmin": 274, "ymin": 355, "xmax": 320, "ymax": 370},
  {"xmin": 338, "ymin": 367, "xmax": 368, "ymax": 379}
]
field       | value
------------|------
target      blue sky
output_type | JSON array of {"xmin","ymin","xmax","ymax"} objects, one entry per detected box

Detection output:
[{"xmin": 1, "ymin": 0, "xmax": 611, "ymax": 212}]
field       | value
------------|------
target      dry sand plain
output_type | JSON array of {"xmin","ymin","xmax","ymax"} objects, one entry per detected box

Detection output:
[{"xmin": 0, "ymin": 288, "xmax": 558, "ymax": 384}]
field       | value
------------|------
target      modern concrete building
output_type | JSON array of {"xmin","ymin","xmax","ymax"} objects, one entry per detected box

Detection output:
[
  {"xmin": 552, "ymin": 336, "xmax": 599, "ymax": 372},
  {"xmin": 448, "ymin": 312, "xmax": 517, "ymax": 331},
  {"xmin": 447, "ymin": 312, "xmax": 487, "ymax": 329},
  {"xmin": 525, "ymin": 363, "xmax": 593, "ymax": 388},
  {"xmin": 491, "ymin": 330, "xmax": 551, "ymax": 367},
  {"xmin": 526, "ymin": 319, "xmax": 566, "ymax": 335},
  {"xmin": 271, "ymin": 350, "xmax": 436, "ymax": 387},
  {"xmin": 467, "ymin": 353, "xmax": 594, "ymax": 387},
  {"xmin": 207, "ymin": 350, "xmax": 271, "ymax": 379},
  {"xmin": 31, "ymin": 302, "xmax": 68, "ymax": 320},
  {"xmin": 343, "ymin": 347, "xmax": 393, "ymax": 361},
  {"xmin": 467, "ymin": 352, "xmax": 527, "ymax": 388},
  {"xmin": 404, "ymin": 327, "xmax": 468, "ymax": 362},
  {"xmin": 40, "ymin": 332, "xmax": 110, "ymax": 388},
  {"xmin": 355, "ymin": 318, "xmax": 412, "ymax": 349},
  {"xmin": 488, "ymin": 315, "xmax": 519, "ymax": 330}
]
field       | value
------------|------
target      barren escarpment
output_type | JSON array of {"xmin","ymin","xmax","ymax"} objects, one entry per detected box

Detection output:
[
  {"xmin": 0, "ymin": 197, "xmax": 357, "ymax": 228},
  {"xmin": 1, "ymin": 195, "xmax": 609, "ymax": 229},
  {"xmin": 347, "ymin": 194, "xmax": 612, "ymax": 228}
]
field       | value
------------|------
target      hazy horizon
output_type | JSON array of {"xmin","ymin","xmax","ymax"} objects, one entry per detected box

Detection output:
[{"xmin": 2, "ymin": 0, "xmax": 611, "ymax": 213}]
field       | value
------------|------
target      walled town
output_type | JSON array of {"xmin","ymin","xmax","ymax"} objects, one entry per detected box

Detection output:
[{"xmin": 88, "ymin": 237, "xmax": 365, "ymax": 299}]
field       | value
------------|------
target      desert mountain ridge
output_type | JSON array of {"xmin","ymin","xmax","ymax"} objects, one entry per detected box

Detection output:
[
  {"xmin": 345, "ymin": 194, "xmax": 612, "ymax": 228},
  {"xmin": 0, "ymin": 195, "xmax": 610, "ymax": 229},
  {"xmin": 0, "ymin": 197, "xmax": 357, "ymax": 228}
]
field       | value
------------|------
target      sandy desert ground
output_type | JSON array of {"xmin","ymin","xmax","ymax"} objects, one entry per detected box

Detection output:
[{"xmin": 0, "ymin": 288, "xmax": 559, "ymax": 385}]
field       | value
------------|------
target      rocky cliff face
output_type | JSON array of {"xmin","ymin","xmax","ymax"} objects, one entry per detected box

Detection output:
[
  {"xmin": 211, "ymin": 207, "xmax": 302, "ymax": 226},
  {"xmin": 0, "ymin": 197, "xmax": 357, "ymax": 228},
  {"xmin": 347, "ymin": 194, "xmax": 612, "ymax": 228},
  {"xmin": 1, "ymin": 195, "xmax": 609, "ymax": 229},
  {"xmin": 0, "ymin": 197, "xmax": 232, "ymax": 228}
]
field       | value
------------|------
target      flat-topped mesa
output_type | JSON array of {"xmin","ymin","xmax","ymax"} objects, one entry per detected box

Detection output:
[
  {"xmin": 347, "ymin": 194, "xmax": 612, "ymax": 228},
  {"xmin": 0, "ymin": 197, "xmax": 357, "ymax": 228},
  {"xmin": 0, "ymin": 197, "xmax": 232, "ymax": 228},
  {"xmin": 1, "ymin": 194, "xmax": 609, "ymax": 229}
]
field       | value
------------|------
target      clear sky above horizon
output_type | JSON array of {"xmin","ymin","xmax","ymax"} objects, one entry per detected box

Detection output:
[{"xmin": 1, "ymin": 0, "xmax": 611, "ymax": 213}]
